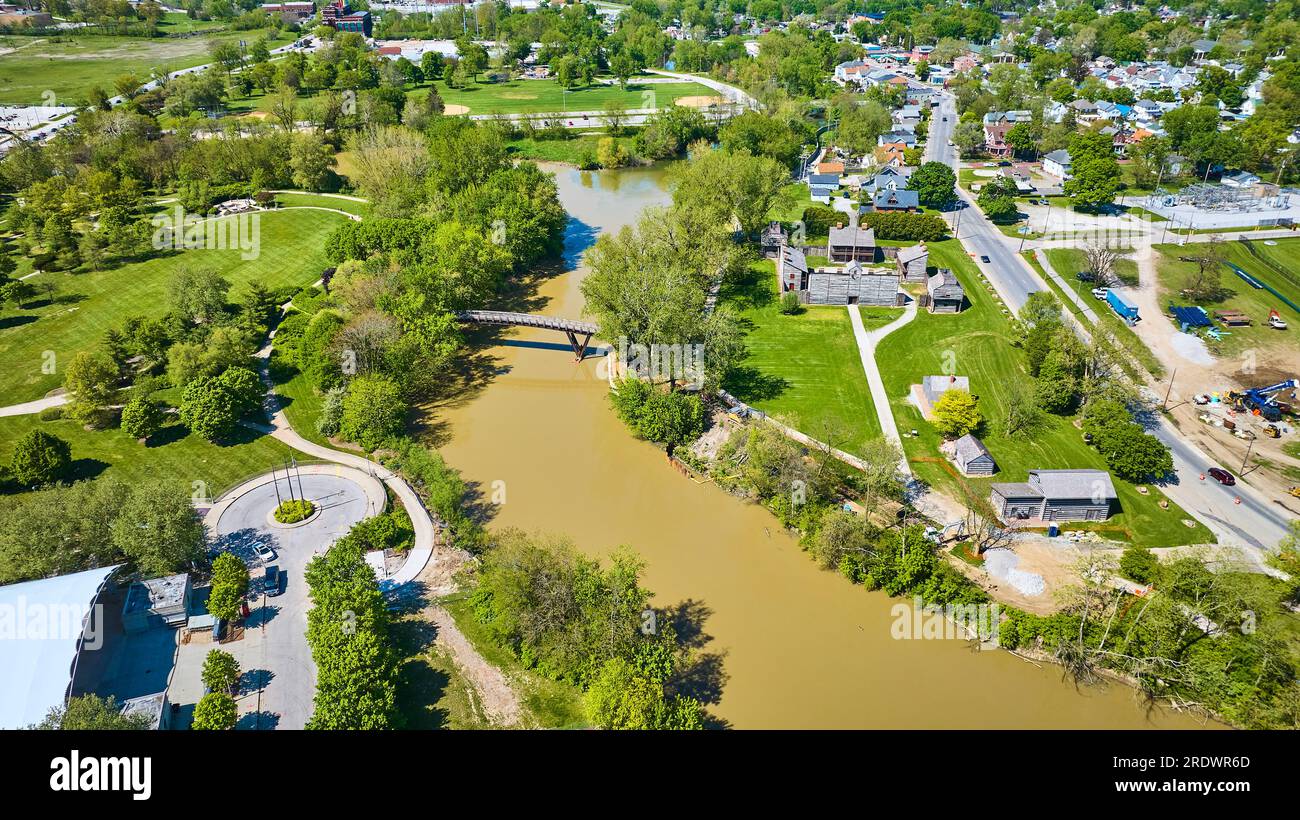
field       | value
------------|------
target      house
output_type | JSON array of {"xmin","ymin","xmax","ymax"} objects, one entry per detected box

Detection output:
[
  {"xmin": 922, "ymin": 374, "xmax": 969, "ymax": 406},
  {"xmin": 1043, "ymin": 149, "xmax": 1073, "ymax": 180},
  {"xmin": 878, "ymin": 130, "xmax": 917, "ymax": 148},
  {"xmin": 834, "ymin": 60, "xmax": 871, "ymax": 86},
  {"xmin": 1192, "ymin": 39, "xmax": 1217, "ymax": 61},
  {"xmin": 952, "ymin": 434, "xmax": 997, "ymax": 476},
  {"xmin": 122, "ymin": 573, "xmax": 192, "ymax": 632},
  {"xmin": 875, "ymin": 144, "xmax": 908, "ymax": 166},
  {"xmin": 827, "ymin": 214, "xmax": 876, "ymax": 262},
  {"xmin": 983, "ymin": 121, "xmax": 1012, "ymax": 157},
  {"xmin": 895, "ymin": 243, "xmax": 928, "ymax": 282},
  {"xmin": 810, "ymin": 185, "xmax": 837, "ymax": 204},
  {"xmin": 863, "ymin": 165, "xmax": 914, "ymax": 194},
  {"xmin": 761, "ymin": 221, "xmax": 786, "ymax": 257},
  {"xmin": 926, "ymin": 268, "xmax": 965, "ymax": 312},
  {"xmin": 808, "ymin": 172, "xmax": 841, "ymax": 188},
  {"xmin": 804, "ymin": 259, "xmax": 900, "ymax": 306},
  {"xmin": 777, "ymin": 244, "xmax": 808, "ymax": 292},
  {"xmin": 816, "ymin": 160, "xmax": 845, "ymax": 175},
  {"xmin": 871, "ymin": 188, "xmax": 919, "ymax": 212},
  {"xmin": 990, "ymin": 469, "xmax": 1117, "ymax": 523}
]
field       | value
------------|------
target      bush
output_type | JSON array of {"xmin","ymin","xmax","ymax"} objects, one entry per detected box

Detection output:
[
  {"xmin": 859, "ymin": 212, "xmax": 949, "ymax": 241},
  {"xmin": 932, "ymin": 389, "xmax": 981, "ymax": 438},
  {"xmin": 201, "ymin": 649, "xmax": 241, "ymax": 695},
  {"xmin": 192, "ymin": 692, "xmax": 237, "ymax": 730},
  {"xmin": 339, "ymin": 374, "xmax": 406, "ymax": 450},
  {"xmin": 37, "ymin": 406, "xmax": 64, "ymax": 422},
  {"xmin": 273, "ymin": 499, "xmax": 316, "ymax": 524},
  {"xmin": 207, "ymin": 552, "xmax": 250, "ymax": 623},
  {"xmin": 1119, "ymin": 546, "xmax": 1161, "ymax": 585},
  {"xmin": 9, "ymin": 430, "xmax": 72, "ymax": 487},
  {"xmin": 609, "ymin": 378, "xmax": 706, "ymax": 445},
  {"xmin": 779, "ymin": 291, "xmax": 802, "ymax": 314}
]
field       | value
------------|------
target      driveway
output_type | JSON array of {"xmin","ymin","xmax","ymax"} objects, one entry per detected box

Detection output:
[{"xmin": 171, "ymin": 468, "xmax": 383, "ymax": 729}]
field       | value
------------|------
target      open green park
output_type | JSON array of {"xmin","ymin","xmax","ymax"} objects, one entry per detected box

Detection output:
[
  {"xmin": 409, "ymin": 77, "xmax": 717, "ymax": 115},
  {"xmin": 0, "ymin": 208, "xmax": 346, "ymax": 404},
  {"xmin": 719, "ymin": 259, "xmax": 890, "ymax": 458},
  {"xmin": 1154, "ymin": 237, "xmax": 1300, "ymax": 362},
  {"xmin": 875, "ymin": 241, "xmax": 1212, "ymax": 547},
  {"xmin": 0, "ymin": 27, "xmax": 293, "ymax": 106}
]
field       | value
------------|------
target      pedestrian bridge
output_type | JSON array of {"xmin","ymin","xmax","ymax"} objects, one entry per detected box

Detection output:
[{"xmin": 455, "ymin": 310, "xmax": 598, "ymax": 360}]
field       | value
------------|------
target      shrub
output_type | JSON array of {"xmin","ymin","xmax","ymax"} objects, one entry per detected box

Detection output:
[
  {"xmin": 1119, "ymin": 546, "xmax": 1161, "ymax": 585},
  {"xmin": 192, "ymin": 692, "xmax": 237, "ymax": 730},
  {"xmin": 609, "ymin": 378, "xmax": 705, "ymax": 445},
  {"xmin": 932, "ymin": 389, "xmax": 981, "ymax": 438},
  {"xmin": 120, "ymin": 396, "xmax": 164, "ymax": 442},
  {"xmin": 779, "ymin": 291, "xmax": 802, "ymax": 314},
  {"xmin": 273, "ymin": 499, "xmax": 316, "ymax": 524},
  {"xmin": 339, "ymin": 374, "xmax": 406, "ymax": 450}
]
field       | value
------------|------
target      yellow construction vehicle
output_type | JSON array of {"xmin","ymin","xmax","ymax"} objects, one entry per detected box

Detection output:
[
  {"xmin": 1263, "ymin": 424, "xmax": 1281, "ymax": 438},
  {"xmin": 1290, "ymin": 487, "xmax": 1300, "ymax": 499}
]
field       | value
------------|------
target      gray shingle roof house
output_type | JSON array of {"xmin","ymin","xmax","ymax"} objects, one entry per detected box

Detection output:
[
  {"xmin": 990, "ymin": 469, "xmax": 1117, "ymax": 523},
  {"xmin": 761, "ymin": 221, "xmax": 786, "ymax": 256},
  {"xmin": 926, "ymin": 268, "xmax": 965, "ymax": 313},
  {"xmin": 777, "ymin": 244, "xmax": 808, "ymax": 292},
  {"xmin": 872, "ymin": 188, "xmax": 920, "ymax": 211},
  {"xmin": 808, "ymin": 172, "xmax": 841, "ymax": 187},
  {"xmin": 827, "ymin": 214, "xmax": 876, "ymax": 262},
  {"xmin": 895, "ymin": 242, "xmax": 928, "ymax": 282},
  {"xmin": 952, "ymin": 434, "xmax": 996, "ymax": 475}
]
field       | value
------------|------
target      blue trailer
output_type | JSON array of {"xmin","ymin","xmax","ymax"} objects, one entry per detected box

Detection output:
[{"xmin": 1105, "ymin": 289, "xmax": 1139, "ymax": 322}]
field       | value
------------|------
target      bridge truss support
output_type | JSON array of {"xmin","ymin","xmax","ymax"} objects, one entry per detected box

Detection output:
[{"xmin": 564, "ymin": 330, "xmax": 593, "ymax": 361}]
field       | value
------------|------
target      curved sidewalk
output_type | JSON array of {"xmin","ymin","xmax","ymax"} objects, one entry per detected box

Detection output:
[
  {"xmin": 846, "ymin": 300, "xmax": 918, "ymax": 474},
  {"xmin": 203, "ymin": 463, "xmax": 387, "ymax": 533}
]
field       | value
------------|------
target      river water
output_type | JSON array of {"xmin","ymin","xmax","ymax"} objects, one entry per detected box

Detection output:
[{"xmin": 435, "ymin": 163, "xmax": 1205, "ymax": 729}]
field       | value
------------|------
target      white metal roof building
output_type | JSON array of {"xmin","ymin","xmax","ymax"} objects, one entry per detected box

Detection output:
[{"xmin": 0, "ymin": 566, "xmax": 118, "ymax": 729}]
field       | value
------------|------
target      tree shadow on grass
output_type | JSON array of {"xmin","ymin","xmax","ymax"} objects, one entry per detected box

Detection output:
[
  {"xmin": 69, "ymin": 458, "xmax": 110, "ymax": 482},
  {"xmin": 0, "ymin": 314, "xmax": 37, "ymax": 331},
  {"xmin": 723, "ymin": 365, "xmax": 789, "ymax": 404},
  {"xmin": 391, "ymin": 615, "xmax": 453, "ymax": 730},
  {"xmin": 145, "ymin": 422, "xmax": 189, "ymax": 448},
  {"xmin": 718, "ymin": 265, "xmax": 778, "ymax": 311}
]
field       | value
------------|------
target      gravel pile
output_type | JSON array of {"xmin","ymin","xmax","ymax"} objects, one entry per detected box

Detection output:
[{"xmin": 983, "ymin": 549, "xmax": 1046, "ymax": 597}]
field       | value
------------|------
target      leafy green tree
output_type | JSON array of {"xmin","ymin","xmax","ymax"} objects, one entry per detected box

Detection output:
[
  {"xmin": 207, "ymin": 552, "xmax": 250, "ymax": 624},
  {"xmin": 977, "ymin": 173, "xmax": 1019, "ymax": 222},
  {"xmin": 339, "ymin": 374, "xmax": 406, "ymax": 450},
  {"xmin": 120, "ymin": 396, "xmax": 165, "ymax": 442},
  {"xmin": 178, "ymin": 366, "xmax": 264, "ymax": 442},
  {"xmin": 63, "ymin": 350, "xmax": 119, "ymax": 427},
  {"xmin": 201, "ymin": 649, "xmax": 241, "ymax": 695},
  {"xmin": 932, "ymin": 389, "xmax": 981, "ymax": 438},
  {"xmin": 584, "ymin": 656, "xmax": 703, "ymax": 729},
  {"xmin": 290, "ymin": 132, "xmax": 337, "ymax": 191},
  {"xmin": 1120, "ymin": 547, "xmax": 1161, "ymax": 585},
  {"xmin": 192, "ymin": 692, "xmax": 237, "ymax": 730},
  {"xmin": 34, "ymin": 695, "xmax": 151, "ymax": 730},
  {"xmin": 110, "ymin": 483, "xmax": 206, "ymax": 577},
  {"xmin": 169, "ymin": 266, "xmax": 230, "ymax": 325},
  {"xmin": 1064, "ymin": 132, "xmax": 1121, "ymax": 210},
  {"xmin": 9, "ymin": 430, "xmax": 72, "ymax": 487},
  {"xmin": 908, "ymin": 161, "xmax": 957, "ymax": 209}
]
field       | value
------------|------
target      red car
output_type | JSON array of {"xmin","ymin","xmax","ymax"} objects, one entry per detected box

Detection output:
[{"xmin": 1207, "ymin": 467, "xmax": 1236, "ymax": 486}]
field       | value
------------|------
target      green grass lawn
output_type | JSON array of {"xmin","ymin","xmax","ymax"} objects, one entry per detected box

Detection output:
[
  {"xmin": 1154, "ymin": 238, "xmax": 1300, "ymax": 360},
  {"xmin": 719, "ymin": 260, "xmax": 884, "ymax": 456},
  {"xmin": 272, "ymin": 191, "xmax": 371, "ymax": 219},
  {"xmin": 504, "ymin": 133, "xmax": 637, "ymax": 165},
  {"xmin": 0, "ymin": 413, "xmax": 307, "ymax": 501},
  {"xmin": 1037, "ymin": 249, "xmax": 1164, "ymax": 379},
  {"xmin": 0, "ymin": 208, "xmax": 349, "ymax": 404},
  {"xmin": 876, "ymin": 240, "xmax": 1212, "ymax": 547},
  {"xmin": 0, "ymin": 29, "xmax": 292, "ymax": 105},
  {"xmin": 410, "ymin": 77, "xmax": 716, "ymax": 116}
]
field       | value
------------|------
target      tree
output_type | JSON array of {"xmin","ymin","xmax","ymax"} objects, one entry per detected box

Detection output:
[
  {"xmin": 201, "ymin": 649, "xmax": 241, "ymax": 695},
  {"xmin": 339, "ymin": 374, "xmax": 406, "ymax": 450},
  {"xmin": 120, "ymin": 396, "xmax": 164, "ymax": 442},
  {"xmin": 1120, "ymin": 546, "xmax": 1161, "ymax": 585},
  {"xmin": 63, "ymin": 350, "xmax": 120, "ymax": 427},
  {"xmin": 932, "ymin": 389, "xmax": 981, "ymax": 438},
  {"xmin": 207, "ymin": 552, "xmax": 249, "ymax": 624},
  {"xmin": 1083, "ymin": 241, "xmax": 1120, "ymax": 286},
  {"xmin": 1002, "ymin": 380, "xmax": 1042, "ymax": 438},
  {"xmin": 1005, "ymin": 121, "xmax": 1038, "ymax": 158},
  {"xmin": 34, "ymin": 695, "xmax": 151, "ymax": 730},
  {"xmin": 178, "ymin": 367, "xmax": 264, "ymax": 442},
  {"xmin": 110, "ymin": 483, "xmax": 206, "ymax": 577},
  {"xmin": 976, "ymin": 173, "xmax": 1019, "ymax": 222},
  {"xmin": 584, "ymin": 657, "xmax": 702, "ymax": 729},
  {"xmin": 1064, "ymin": 131, "xmax": 1121, "ymax": 210},
  {"xmin": 1096, "ymin": 423, "xmax": 1174, "ymax": 482},
  {"xmin": 953, "ymin": 120, "xmax": 985, "ymax": 158},
  {"xmin": 192, "ymin": 692, "xmax": 237, "ymax": 730},
  {"xmin": 908, "ymin": 161, "xmax": 957, "ymax": 209},
  {"xmin": 169, "ymin": 266, "xmax": 230, "ymax": 325},
  {"xmin": 290, "ymin": 132, "xmax": 337, "ymax": 191},
  {"xmin": 9, "ymin": 430, "xmax": 72, "ymax": 487},
  {"xmin": 668, "ymin": 145, "xmax": 790, "ymax": 236},
  {"xmin": 1, "ymin": 279, "xmax": 37, "ymax": 310},
  {"xmin": 1182, "ymin": 236, "xmax": 1227, "ymax": 301}
]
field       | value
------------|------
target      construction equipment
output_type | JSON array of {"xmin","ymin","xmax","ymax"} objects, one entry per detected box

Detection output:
[
  {"xmin": 1289, "ymin": 487, "xmax": 1300, "ymax": 499},
  {"xmin": 1228, "ymin": 380, "xmax": 1298, "ymax": 422},
  {"xmin": 1269, "ymin": 309, "xmax": 1288, "ymax": 330},
  {"xmin": 1263, "ymin": 424, "xmax": 1281, "ymax": 438}
]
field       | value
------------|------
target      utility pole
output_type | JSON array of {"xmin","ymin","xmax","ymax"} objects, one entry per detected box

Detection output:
[
  {"xmin": 1240, "ymin": 435, "xmax": 1254, "ymax": 475},
  {"xmin": 1162, "ymin": 367, "xmax": 1177, "ymax": 411}
]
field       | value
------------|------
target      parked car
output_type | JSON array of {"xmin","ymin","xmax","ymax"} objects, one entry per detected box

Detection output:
[
  {"xmin": 264, "ymin": 564, "xmax": 282, "ymax": 596},
  {"xmin": 979, "ymin": 255, "xmax": 991, "ymax": 263},
  {"xmin": 1091, "ymin": 288, "xmax": 1109, "ymax": 300},
  {"xmin": 255, "ymin": 543, "xmax": 276, "ymax": 563},
  {"xmin": 1207, "ymin": 467, "xmax": 1236, "ymax": 486},
  {"xmin": 1075, "ymin": 270, "xmax": 1095, "ymax": 282}
]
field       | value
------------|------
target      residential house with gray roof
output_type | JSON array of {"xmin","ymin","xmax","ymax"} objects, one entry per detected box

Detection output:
[{"xmin": 990, "ymin": 469, "xmax": 1117, "ymax": 523}]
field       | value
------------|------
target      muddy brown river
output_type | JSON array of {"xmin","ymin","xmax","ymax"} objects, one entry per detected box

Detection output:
[{"xmin": 436, "ymin": 163, "xmax": 1206, "ymax": 729}]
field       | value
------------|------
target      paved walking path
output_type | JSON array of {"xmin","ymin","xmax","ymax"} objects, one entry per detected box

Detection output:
[
  {"xmin": 846, "ymin": 300, "xmax": 918, "ymax": 474},
  {"xmin": 1033, "ymin": 248, "xmax": 1099, "ymax": 323},
  {"xmin": 0, "ymin": 393, "xmax": 67, "ymax": 417}
]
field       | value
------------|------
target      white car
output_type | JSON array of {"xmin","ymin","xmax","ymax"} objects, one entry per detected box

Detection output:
[
  {"xmin": 255, "ymin": 543, "xmax": 276, "ymax": 563},
  {"xmin": 1091, "ymin": 288, "xmax": 1109, "ymax": 300}
]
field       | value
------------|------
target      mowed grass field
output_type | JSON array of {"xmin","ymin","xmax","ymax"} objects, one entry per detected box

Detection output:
[
  {"xmin": 1155, "ymin": 238, "xmax": 1300, "ymax": 361},
  {"xmin": 720, "ymin": 260, "xmax": 889, "ymax": 457},
  {"xmin": 411, "ymin": 77, "xmax": 716, "ymax": 115},
  {"xmin": 0, "ymin": 29, "xmax": 291, "ymax": 105},
  {"xmin": 876, "ymin": 240, "xmax": 1212, "ymax": 547},
  {"xmin": 0, "ymin": 208, "xmax": 349, "ymax": 404},
  {"xmin": 0, "ymin": 413, "xmax": 311, "ymax": 500},
  {"xmin": 273, "ymin": 191, "xmax": 371, "ymax": 219}
]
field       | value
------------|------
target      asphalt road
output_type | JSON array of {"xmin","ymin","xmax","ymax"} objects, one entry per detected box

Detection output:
[{"xmin": 927, "ymin": 89, "xmax": 1293, "ymax": 554}]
